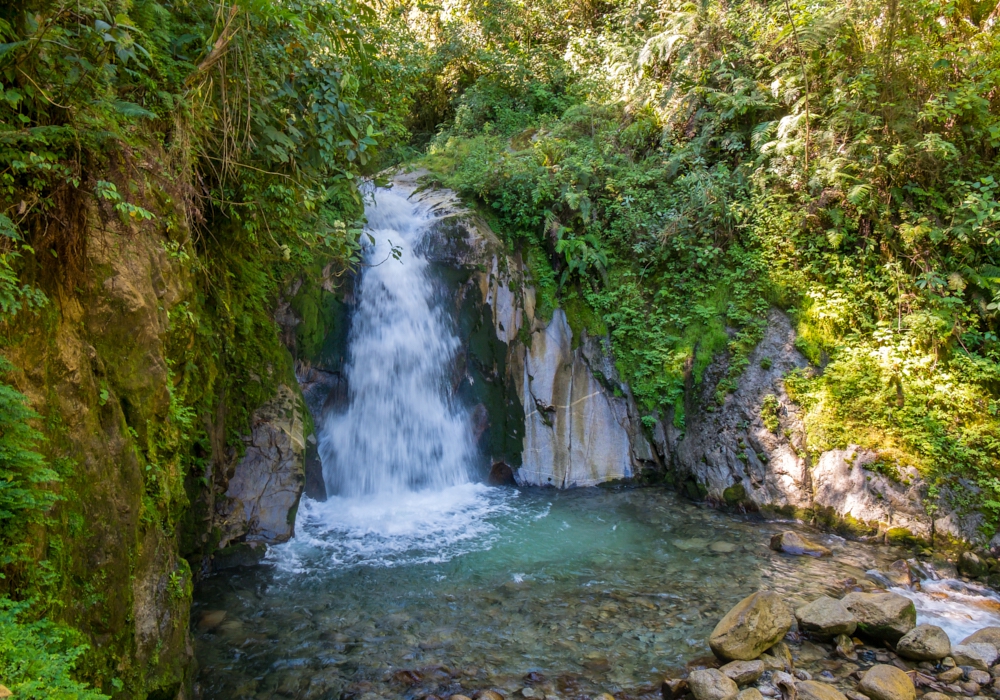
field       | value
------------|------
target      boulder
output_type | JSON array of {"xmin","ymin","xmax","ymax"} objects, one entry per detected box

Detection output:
[
  {"xmin": 959, "ymin": 551, "xmax": 986, "ymax": 578},
  {"xmin": 796, "ymin": 681, "xmax": 847, "ymax": 700},
  {"xmin": 961, "ymin": 628, "xmax": 1000, "ymax": 647},
  {"xmin": 795, "ymin": 597, "xmax": 857, "ymax": 637},
  {"xmin": 689, "ymin": 669, "xmax": 739, "ymax": 700},
  {"xmin": 720, "ymin": 660, "xmax": 766, "ymax": 685},
  {"xmin": 841, "ymin": 592, "xmax": 916, "ymax": 643},
  {"xmin": 770, "ymin": 531, "xmax": 831, "ymax": 557},
  {"xmin": 884, "ymin": 560, "xmax": 912, "ymax": 587},
  {"xmin": 709, "ymin": 591, "xmax": 794, "ymax": 661},
  {"xmin": 857, "ymin": 665, "xmax": 916, "ymax": 700},
  {"xmin": 951, "ymin": 643, "xmax": 999, "ymax": 671},
  {"xmin": 895, "ymin": 624, "xmax": 951, "ymax": 661}
]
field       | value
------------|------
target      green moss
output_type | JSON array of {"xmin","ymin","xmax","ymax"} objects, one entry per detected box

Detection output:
[
  {"xmin": 722, "ymin": 483, "xmax": 747, "ymax": 507},
  {"xmin": 561, "ymin": 288, "xmax": 607, "ymax": 346}
]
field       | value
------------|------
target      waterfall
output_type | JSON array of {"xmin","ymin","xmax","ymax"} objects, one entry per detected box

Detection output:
[{"xmin": 320, "ymin": 186, "xmax": 473, "ymax": 496}]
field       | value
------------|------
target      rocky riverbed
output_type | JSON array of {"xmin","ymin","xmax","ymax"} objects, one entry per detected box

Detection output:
[{"xmin": 191, "ymin": 488, "xmax": 1000, "ymax": 700}]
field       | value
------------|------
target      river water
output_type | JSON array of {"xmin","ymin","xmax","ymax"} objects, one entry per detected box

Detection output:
[{"xmin": 191, "ymin": 185, "xmax": 1000, "ymax": 700}]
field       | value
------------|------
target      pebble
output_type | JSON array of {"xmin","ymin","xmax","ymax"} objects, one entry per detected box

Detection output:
[
  {"xmin": 795, "ymin": 671, "xmax": 813, "ymax": 681},
  {"xmin": 937, "ymin": 667, "xmax": 964, "ymax": 683}
]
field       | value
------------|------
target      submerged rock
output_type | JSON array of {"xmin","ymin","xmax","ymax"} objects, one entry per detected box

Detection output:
[
  {"xmin": 857, "ymin": 665, "xmax": 916, "ymax": 700},
  {"xmin": 796, "ymin": 680, "xmax": 848, "ymax": 700},
  {"xmin": 709, "ymin": 591, "xmax": 794, "ymax": 661},
  {"xmin": 689, "ymin": 668, "xmax": 739, "ymax": 700},
  {"xmin": 895, "ymin": 624, "xmax": 951, "ymax": 661},
  {"xmin": 840, "ymin": 592, "xmax": 916, "ymax": 643},
  {"xmin": 770, "ymin": 532, "xmax": 831, "ymax": 557},
  {"xmin": 795, "ymin": 597, "xmax": 857, "ymax": 637}
]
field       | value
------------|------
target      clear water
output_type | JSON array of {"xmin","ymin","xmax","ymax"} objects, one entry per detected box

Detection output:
[{"xmin": 191, "ymin": 184, "xmax": 1000, "ymax": 699}]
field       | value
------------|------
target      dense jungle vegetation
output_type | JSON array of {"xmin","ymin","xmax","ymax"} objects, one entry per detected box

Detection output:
[{"xmin": 0, "ymin": 0, "xmax": 998, "ymax": 696}]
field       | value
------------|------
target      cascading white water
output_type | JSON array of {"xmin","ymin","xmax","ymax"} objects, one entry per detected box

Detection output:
[
  {"xmin": 276, "ymin": 184, "xmax": 516, "ymax": 570},
  {"xmin": 319, "ymin": 186, "xmax": 473, "ymax": 496}
]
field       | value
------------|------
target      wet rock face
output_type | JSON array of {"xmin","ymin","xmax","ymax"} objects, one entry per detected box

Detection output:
[
  {"xmin": 669, "ymin": 310, "xmax": 811, "ymax": 508},
  {"xmin": 215, "ymin": 384, "xmax": 306, "ymax": 548}
]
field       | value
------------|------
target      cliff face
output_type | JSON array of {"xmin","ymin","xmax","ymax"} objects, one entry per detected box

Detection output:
[{"xmin": 2, "ymin": 166, "xmax": 313, "ymax": 697}]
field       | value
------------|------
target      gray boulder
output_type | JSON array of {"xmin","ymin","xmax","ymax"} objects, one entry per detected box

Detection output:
[
  {"xmin": 895, "ymin": 624, "xmax": 951, "ymax": 661},
  {"xmin": 689, "ymin": 668, "xmax": 739, "ymax": 700},
  {"xmin": 709, "ymin": 591, "xmax": 794, "ymax": 661},
  {"xmin": 951, "ymin": 642, "xmax": 999, "ymax": 671},
  {"xmin": 961, "ymin": 627, "xmax": 1000, "ymax": 647},
  {"xmin": 795, "ymin": 596, "xmax": 857, "ymax": 637},
  {"xmin": 841, "ymin": 592, "xmax": 916, "ymax": 643}
]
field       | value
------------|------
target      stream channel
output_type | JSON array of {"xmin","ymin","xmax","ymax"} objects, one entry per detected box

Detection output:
[{"xmin": 192, "ymin": 184, "xmax": 1000, "ymax": 700}]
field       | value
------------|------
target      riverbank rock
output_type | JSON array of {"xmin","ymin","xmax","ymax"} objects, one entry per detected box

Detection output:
[
  {"xmin": 958, "ymin": 551, "xmax": 986, "ymax": 578},
  {"xmin": 737, "ymin": 689, "xmax": 764, "ymax": 700},
  {"xmin": 896, "ymin": 624, "xmax": 951, "ymax": 661},
  {"xmin": 857, "ymin": 665, "xmax": 916, "ymax": 700},
  {"xmin": 770, "ymin": 532, "xmax": 831, "ymax": 557},
  {"xmin": 961, "ymin": 628, "xmax": 1000, "ymax": 647},
  {"xmin": 797, "ymin": 681, "xmax": 848, "ymax": 700},
  {"xmin": 795, "ymin": 597, "xmax": 857, "ymax": 637},
  {"xmin": 689, "ymin": 669, "xmax": 739, "ymax": 700},
  {"xmin": 841, "ymin": 592, "xmax": 916, "ymax": 643},
  {"xmin": 721, "ymin": 660, "xmax": 766, "ymax": 685},
  {"xmin": 883, "ymin": 560, "xmax": 913, "ymax": 587},
  {"xmin": 710, "ymin": 591, "xmax": 794, "ymax": 661},
  {"xmin": 951, "ymin": 643, "xmax": 999, "ymax": 671}
]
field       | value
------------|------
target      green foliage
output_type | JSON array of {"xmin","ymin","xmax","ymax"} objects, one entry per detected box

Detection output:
[
  {"xmin": 0, "ymin": 598, "xmax": 107, "ymax": 700},
  {"xmin": 760, "ymin": 394, "xmax": 780, "ymax": 433}
]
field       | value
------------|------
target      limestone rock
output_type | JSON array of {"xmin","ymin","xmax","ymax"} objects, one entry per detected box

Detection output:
[
  {"xmin": 217, "ymin": 384, "xmax": 306, "ymax": 547},
  {"xmin": 951, "ymin": 643, "xmax": 999, "ymax": 671},
  {"xmin": 720, "ymin": 660, "xmax": 765, "ymax": 685},
  {"xmin": 841, "ymin": 592, "xmax": 916, "ymax": 643},
  {"xmin": 961, "ymin": 628, "xmax": 1000, "ymax": 647},
  {"xmin": 737, "ymin": 689, "xmax": 764, "ymax": 700},
  {"xmin": 857, "ymin": 665, "xmax": 916, "ymax": 700},
  {"xmin": 771, "ymin": 532, "xmax": 831, "ymax": 557},
  {"xmin": 795, "ymin": 596, "xmax": 857, "ymax": 637},
  {"xmin": 895, "ymin": 624, "xmax": 951, "ymax": 661},
  {"xmin": 796, "ymin": 681, "xmax": 847, "ymax": 700},
  {"xmin": 689, "ymin": 669, "xmax": 739, "ymax": 700},
  {"xmin": 516, "ymin": 310, "xmax": 636, "ymax": 487},
  {"xmin": 709, "ymin": 590, "xmax": 794, "ymax": 661}
]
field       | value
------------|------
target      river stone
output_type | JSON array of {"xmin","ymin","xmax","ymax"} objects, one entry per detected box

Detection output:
[
  {"xmin": 968, "ymin": 670, "xmax": 992, "ymax": 686},
  {"xmin": 770, "ymin": 531, "xmax": 832, "ymax": 557},
  {"xmin": 737, "ymin": 689, "xmax": 764, "ymax": 700},
  {"xmin": 951, "ymin": 643, "xmax": 999, "ymax": 671},
  {"xmin": 959, "ymin": 552, "xmax": 987, "ymax": 578},
  {"xmin": 721, "ymin": 660, "xmax": 766, "ymax": 685},
  {"xmin": 796, "ymin": 681, "xmax": 848, "ymax": 700},
  {"xmin": 795, "ymin": 596, "xmax": 857, "ymax": 637},
  {"xmin": 450, "ymin": 696, "xmax": 473, "ymax": 700},
  {"xmin": 961, "ymin": 628, "xmax": 1000, "ymax": 647},
  {"xmin": 884, "ymin": 560, "xmax": 913, "ymax": 587},
  {"xmin": 473, "ymin": 692, "xmax": 505, "ymax": 700},
  {"xmin": 710, "ymin": 591, "xmax": 794, "ymax": 661},
  {"xmin": 920, "ymin": 694, "xmax": 949, "ymax": 700},
  {"xmin": 841, "ymin": 592, "xmax": 916, "ymax": 643},
  {"xmin": 937, "ymin": 667, "xmax": 964, "ymax": 683},
  {"xmin": 857, "ymin": 665, "xmax": 916, "ymax": 700},
  {"xmin": 896, "ymin": 624, "xmax": 951, "ymax": 661},
  {"xmin": 689, "ymin": 669, "xmax": 740, "ymax": 700}
]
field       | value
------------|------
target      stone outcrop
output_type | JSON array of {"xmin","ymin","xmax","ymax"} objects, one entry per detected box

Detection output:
[
  {"xmin": 214, "ymin": 384, "xmax": 307, "ymax": 549},
  {"xmin": 408, "ymin": 171, "xmax": 655, "ymax": 487}
]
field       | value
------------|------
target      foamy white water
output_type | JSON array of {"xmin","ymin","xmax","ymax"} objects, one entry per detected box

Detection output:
[
  {"xmin": 320, "ymin": 186, "xmax": 473, "ymax": 496},
  {"xmin": 897, "ymin": 579, "xmax": 1000, "ymax": 643},
  {"xmin": 273, "ymin": 184, "xmax": 502, "ymax": 571}
]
